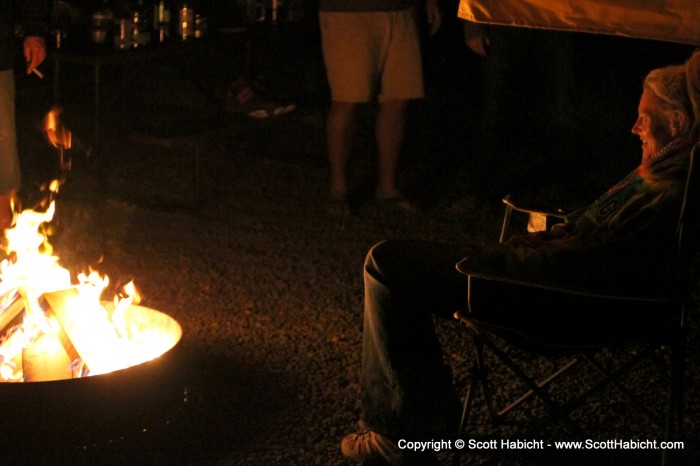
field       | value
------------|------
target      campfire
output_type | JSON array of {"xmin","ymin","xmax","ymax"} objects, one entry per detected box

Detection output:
[{"xmin": 0, "ymin": 109, "xmax": 181, "ymax": 383}]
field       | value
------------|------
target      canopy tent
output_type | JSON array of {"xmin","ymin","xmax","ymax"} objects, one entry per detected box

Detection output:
[{"xmin": 458, "ymin": 0, "xmax": 700, "ymax": 46}]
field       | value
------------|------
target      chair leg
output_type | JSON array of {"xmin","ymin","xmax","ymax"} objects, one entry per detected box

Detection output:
[
  {"xmin": 458, "ymin": 375, "xmax": 475, "ymax": 434},
  {"xmin": 459, "ymin": 331, "xmax": 582, "ymax": 436},
  {"xmin": 474, "ymin": 337, "xmax": 499, "ymax": 424},
  {"xmin": 477, "ymin": 334, "xmax": 584, "ymax": 435},
  {"xmin": 662, "ymin": 341, "xmax": 686, "ymax": 466},
  {"xmin": 496, "ymin": 358, "xmax": 578, "ymax": 418},
  {"xmin": 458, "ymin": 337, "xmax": 491, "ymax": 433},
  {"xmin": 580, "ymin": 352, "xmax": 663, "ymax": 427},
  {"xmin": 671, "ymin": 340, "xmax": 686, "ymax": 438}
]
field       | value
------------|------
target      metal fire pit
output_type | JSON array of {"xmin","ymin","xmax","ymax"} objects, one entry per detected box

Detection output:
[{"xmin": 0, "ymin": 305, "xmax": 185, "ymax": 451}]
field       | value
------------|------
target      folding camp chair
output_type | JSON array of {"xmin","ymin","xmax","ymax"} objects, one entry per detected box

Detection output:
[{"xmin": 453, "ymin": 144, "xmax": 698, "ymax": 465}]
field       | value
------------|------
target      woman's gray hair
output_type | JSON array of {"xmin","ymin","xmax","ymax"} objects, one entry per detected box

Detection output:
[
  {"xmin": 644, "ymin": 50, "xmax": 700, "ymax": 140},
  {"xmin": 684, "ymin": 50, "xmax": 700, "ymax": 138}
]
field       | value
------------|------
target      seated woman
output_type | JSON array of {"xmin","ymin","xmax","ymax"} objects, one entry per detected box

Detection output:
[{"xmin": 341, "ymin": 51, "xmax": 700, "ymax": 465}]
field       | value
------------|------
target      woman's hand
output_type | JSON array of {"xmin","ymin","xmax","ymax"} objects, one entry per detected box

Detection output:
[{"xmin": 24, "ymin": 36, "xmax": 46, "ymax": 75}]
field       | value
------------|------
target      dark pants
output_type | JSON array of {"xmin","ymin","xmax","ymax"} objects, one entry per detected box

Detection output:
[{"xmin": 359, "ymin": 239, "xmax": 468, "ymax": 440}]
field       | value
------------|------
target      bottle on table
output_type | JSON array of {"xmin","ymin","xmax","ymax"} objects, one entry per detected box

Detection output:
[{"xmin": 153, "ymin": 0, "xmax": 171, "ymax": 43}]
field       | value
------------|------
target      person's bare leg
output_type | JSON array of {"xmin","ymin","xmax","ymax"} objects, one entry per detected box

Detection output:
[
  {"xmin": 375, "ymin": 99, "xmax": 414, "ymax": 211},
  {"xmin": 326, "ymin": 101, "xmax": 357, "ymax": 201}
]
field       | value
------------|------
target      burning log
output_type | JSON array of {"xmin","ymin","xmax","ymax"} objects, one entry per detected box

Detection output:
[
  {"xmin": 0, "ymin": 292, "xmax": 81, "ymax": 382},
  {"xmin": 21, "ymin": 301, "xmax": 82, "ymax": 382},
  {"xmin": 0, "ymin": 291, "xmax": 26, "ymax": 381},
  {"xmin": 22, "ymin": 332, "xmax": 73, "ymax": 382},
  {"xmin": 43, "ymin": 288, "xmax": 126, "ymax": 376},
  {"xmin": 0, "ymin": 290, "xmax": 24, "ymax": 335}
]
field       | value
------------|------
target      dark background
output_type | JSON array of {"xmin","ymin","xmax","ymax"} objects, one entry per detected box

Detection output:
[{"xmin": 6, "ymin": 2, "xmax": 699, "ymax": 465}]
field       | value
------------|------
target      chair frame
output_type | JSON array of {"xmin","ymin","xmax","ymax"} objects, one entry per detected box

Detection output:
[{"xmin": 455, "ymin": 145, "xmax": 698, "ymax": 465}]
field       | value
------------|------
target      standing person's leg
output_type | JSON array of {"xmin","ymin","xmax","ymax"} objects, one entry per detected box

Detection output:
[
  {"xmin": 326, "ymin": 100, "xmax": 357, "ymax": 202},
  {"xmin": 375, "ymin": 99, "xmax": 409, "ymax": 202},
  {"xmin": 319, "ymin": 12, "xmax": 378, "ymax": 208},
  {"xmin": 0, "ymin": 70, "xmax": 20, "ymax": 229},
  {"xmin": 342, "ymin": 239, "xmax": 468, "ymax": 464},
  {"xmin": 376, "ymin": 9, "xmax": 425, "ymax": 211}
]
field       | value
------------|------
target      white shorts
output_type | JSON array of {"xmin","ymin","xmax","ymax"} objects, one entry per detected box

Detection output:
[{"xmin": 319, "ymin": 9, "xmax": 425, "ymax": 103}]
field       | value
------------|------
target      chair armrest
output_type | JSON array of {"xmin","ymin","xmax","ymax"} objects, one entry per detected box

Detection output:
[
  {"xmin": 455, "ymin": 256, "xmax": 671, "ymax": 303},
  {"xmin": 499, "ymin": 193, "xmax": 577, "ymax": 241},
  {"xmin": 502, "ymin": 194, "xmax": 572, "ymax": 219}
]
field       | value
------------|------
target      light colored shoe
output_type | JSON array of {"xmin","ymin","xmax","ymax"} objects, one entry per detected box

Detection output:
[
  {"xmin": 224, "ymin": 77, "xmax": 296, "ymax": 118},
  {"xmin": 341, "ymin": 430, "xmax": 402, "ymax": 465}
]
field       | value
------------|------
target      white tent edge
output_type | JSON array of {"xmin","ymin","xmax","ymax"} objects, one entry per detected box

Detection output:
[{"xmin": 458, "ymin": 0, "xmax": 700, "ymax": 46}]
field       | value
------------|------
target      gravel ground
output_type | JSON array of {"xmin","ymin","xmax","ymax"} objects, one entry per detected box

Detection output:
[
  {"xmin": 8, "ymin": 34, "xmax": 700, "ymax": 465},
  {"xmin": 10, "ymin": 111, "xmax": 696, "ymax": 466}
]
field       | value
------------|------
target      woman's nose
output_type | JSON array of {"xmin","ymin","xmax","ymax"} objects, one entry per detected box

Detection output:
[{"xmin": 631, "ymin": 119, "xmax": 641, "ymax": 134}]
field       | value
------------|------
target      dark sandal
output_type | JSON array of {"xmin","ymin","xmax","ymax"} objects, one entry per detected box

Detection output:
[
  {"xmin": 326, "ymin": 197, "xmax": 351, "ymax": 216},
  {"xmin": 376, "ymin": 195, "xmax": 417, "ymax": 213}
]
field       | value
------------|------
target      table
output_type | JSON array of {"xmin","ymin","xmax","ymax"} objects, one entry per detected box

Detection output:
[{"xmin": 48, "ymin": 33, "xmax": 244, "ymax": 151}]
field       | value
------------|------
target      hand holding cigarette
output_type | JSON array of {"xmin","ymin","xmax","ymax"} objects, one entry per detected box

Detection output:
[{"xmin": 23, "ymin": 36, "xmax": 46, "ymax": 76}]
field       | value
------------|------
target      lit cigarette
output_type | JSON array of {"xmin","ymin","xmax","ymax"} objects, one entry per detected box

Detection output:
[{"xmin": 31, "ymin": 68, "xmax": 44, "ymax": 79}]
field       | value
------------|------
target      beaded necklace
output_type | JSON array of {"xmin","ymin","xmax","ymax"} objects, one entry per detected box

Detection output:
[{"xmin": 645, "ymin": 137, "xmax": 683, "ymax": 164}]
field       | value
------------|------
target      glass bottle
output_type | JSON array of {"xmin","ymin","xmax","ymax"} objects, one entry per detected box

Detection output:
[
  {"xmin": 153, "ymin": 0, "xmax": 171, "ymax": 43},
  {"xmin": 177, "ymin": 2, "xmax": 195, "ymax": 41},
  {"xmin": 132, "ymin": 0, "xmax": 152, "ymax": 47},
  {"xmin": 90, "ymin": 0, "xmax": 114, "ymax": 45}
]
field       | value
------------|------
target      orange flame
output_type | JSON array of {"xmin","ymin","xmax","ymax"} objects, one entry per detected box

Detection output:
[
  {"xmin": 0, "ymin": 199, "xmax": 180, "ymax": 382},
  {"xmin": 43, "ymin": 108, "xmax": 72, "ymax": 150},
  {"xmin": 0, "ymin": 110, "xmax": 181, "ymax": 382}
]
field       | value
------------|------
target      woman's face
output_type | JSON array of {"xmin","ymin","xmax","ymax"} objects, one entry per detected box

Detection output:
[{"xmin": 631, "ymin": 88, "xmax": 674, "ymax": 162}]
